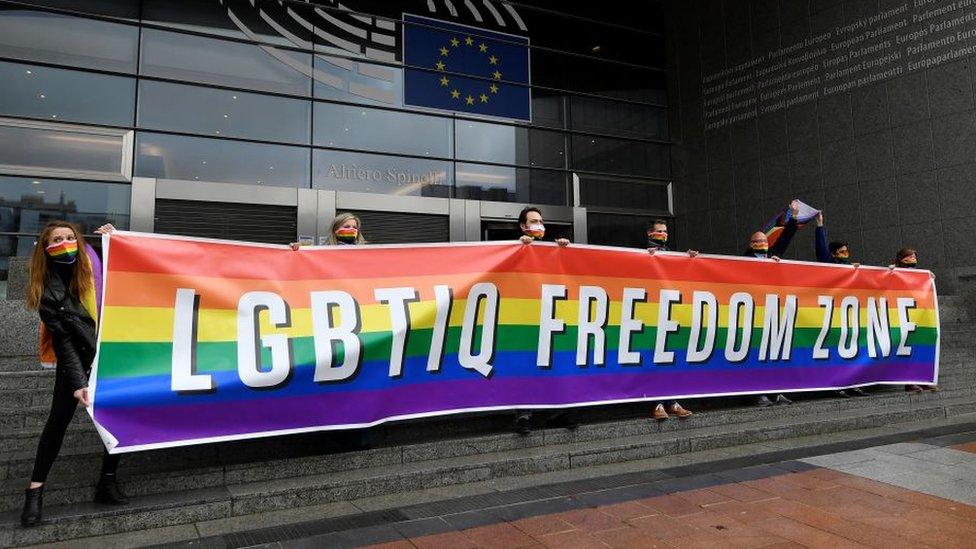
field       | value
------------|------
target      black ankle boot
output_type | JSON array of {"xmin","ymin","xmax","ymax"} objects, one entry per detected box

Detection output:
[
  {"xmin": 94, "ymin": 475, "xmax": 128, "ymax": 505},
  {"xmin": 20, "ymin": 486, "xmax": 43, "ymax": 527}
]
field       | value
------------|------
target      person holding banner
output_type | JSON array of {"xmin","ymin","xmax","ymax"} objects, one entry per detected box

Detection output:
[
  {"xmin": 515, "ymin": 206, "xmax": 574, "ymax": 434},
  {"xmin": 744, "ymin": 200, "xmax": 801, "ymax": 407},
  {"xmin": 890, "ymin": 248, "xmax": 939, "ymax": 393},
  {"xmin": 291, "ymin": 212, "xmax": 365, "ymax": 250},
  {"xmin": 645, "ymin": 219, "xmax": 697, "ymax": 420},
  {"xmin": 21, "ymin": 221, "xmax": 127, "ymax": 527}
]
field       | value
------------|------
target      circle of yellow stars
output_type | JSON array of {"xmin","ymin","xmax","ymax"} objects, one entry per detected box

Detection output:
[{"xmin": 436, "ymin": 35, "xmax": 501, "ymax": 106}]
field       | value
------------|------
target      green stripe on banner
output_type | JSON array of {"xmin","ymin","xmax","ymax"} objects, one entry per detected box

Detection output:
[{"xmin": 96, "ymin": 325, "xmax": 938, "ymax": 379}]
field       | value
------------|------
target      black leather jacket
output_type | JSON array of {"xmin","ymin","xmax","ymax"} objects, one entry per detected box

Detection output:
[{"xmin": 38, "ymin": 264, "xmax": 97, "ymax": 393}]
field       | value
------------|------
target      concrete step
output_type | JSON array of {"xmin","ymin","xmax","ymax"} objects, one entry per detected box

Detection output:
[
  {"xmin": 2, "ymin": 397, "xmax": 975, "ymax": 546},
  {"xmin": 2, "ymin": 384, "xmax": 974, "ymax": 510}
]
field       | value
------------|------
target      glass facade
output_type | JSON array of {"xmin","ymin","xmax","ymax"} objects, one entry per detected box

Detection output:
[{"xmin": 0, "ymin": 0, "xmax": 669, "ymax": 295}]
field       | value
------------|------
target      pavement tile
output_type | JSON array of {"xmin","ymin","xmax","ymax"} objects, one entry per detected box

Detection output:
[
  {"xmin": 626, "ymin": 514, "xmax": 700, "ymax": 540},
  {"xmin": 663, "ymin": 531, "xmax": 739, "ymax": 549},
  {"xmin": 459, "ymin": 522, "xmax": 539, "ymax": 548},
  {"xmin": 536, "ymin": 529, "xmax": 612, "ymax": 548},
  {"xmin": 757, "ymin": 497, "xmax": 923, "ymax": 549},
  {"xmin": 409, "ymin": 530, "xmax": 480, "ymax": 549},
  {"xmin": 595, "ymin": 500, "xmax": 658, "ymax": 521},
  {"xmin": 508, "ymin": 515, "xmax": 577, "ymax": 537},
  {"xmin": 364, "ymin": 541, "xmax": 415, "ymax": 549},
  {"xmin": 705, "ymin": 499, "xmax": 783, "ymax": 524},
  {"xmin": 951, "ymin": 441, "xmax": 976, "ymax": 453},
  {"xmin": 770, "ymin": 472, "xmax": 840, "ymax": 491},
  {"xmin": 550, "ymin": 508, "xmax": 627, "ymax": 534},
  {"xmin": 635, "ymin": 494, "xmax": 704, "ymax": 517},
  {"xmin": 753, "ymin": 516, "xmax": 868, "ymax": 549},
  {"xmin": 708, "ymin": 481, "xmax": 778, "ymax": 502},
  {"xmin": 674, "ymin": 488, "xmax": 731, "ymax": 507},
  {"xmin": 590, "ymin": 525, "xmax": 678, "ymax": 548}
]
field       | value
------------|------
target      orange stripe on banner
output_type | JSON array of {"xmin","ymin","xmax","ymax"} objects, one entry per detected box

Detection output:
[
  {"xmin": 106, "ymin": 234, "xmax": 935, "ymax": 292},
  {"xmin": 104, "ymin": 270, "xmax": 938, "ymax": 310}
]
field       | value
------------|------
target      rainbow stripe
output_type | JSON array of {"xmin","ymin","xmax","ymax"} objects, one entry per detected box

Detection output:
[
  {"xmin": 46, "ymin": 240, "xmax": 78, "ymax": 259},
  {"xmin": 91, "ymin": 233, "xmax": 939, "ymax": 452}
]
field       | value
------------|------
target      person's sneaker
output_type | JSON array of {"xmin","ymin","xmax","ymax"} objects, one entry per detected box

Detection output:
[
  {"xmin": 669, "ymin": 403, "xmax": 692, "ymax": 418},
  {"xmin": 652, "ymin": 403, "xmax": 669, "ymax": 420},
  {"xmin": 775, "ymin": 394, "xmax": 792, "ymax": 405},
  {"xmin": 756, "ymin": 395, "xmax": 773, "ymax": 407},
  {"xmin": 924, "ymin": 385, "xmax": 940, "ymax": 392},
  {"xmin": 514, "ymin": 415, "xmax": 531, "ymax": 435},
  {"xmin": 906, "ymin": 384, "xmax": 923, "ymax": 393},
  {"xmin": 837, "ymin": 390, "xmax": 851, "ymax": 398},
  {"xmin": 93, "ymin": 476, "xmax": 128, "ymax": 505},
  {"xmin": 850, "ymin": 387, "xmax": 868, "ymax": 397}
]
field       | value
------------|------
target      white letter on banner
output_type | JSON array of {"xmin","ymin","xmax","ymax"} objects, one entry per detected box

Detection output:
[
  {"xmin": 237, "ymin": 291, "xmax": 292, "ymax": 388},
  {"xmin": 654, "ymin": 289, "xmax": 681, "ymax": 364},
  {"xmin": 725, "ymin": 292, "xmax": 754, "ymax": 363},
  {"xmin": 426, "ymin": 285, "xmax": 452, "ymax": 372},
  {"xmin": 838, "ymin": 296, "xmax": 860, "ymax": 359},
  {"xmin": 310, "ymin": 291, "xmax": 362, "ymax": 382},
  {"xmin": 537, "ymin": 284, "xmax": 566, "ymax": 368},
  {"xmin": 576, "ymin": 285, "xmax": 609, "ymax": 366},
  {"xmin": 458, "ymin": 283, "xmax": 497, "ymax": 378},
  {"xmin": 375, "ymin": 287, "xmax": 419, "ymax": 378},
  {"xmin": 171, "ymin": 288, "xmax": 213, "ymax": 392},
  {"xmin": 687, "ymin": 291, "xmax": 718, "ymax": 363},
  {"xmin": 896, "ymin": 297, "xmax": 917, "ymax": 356},
  {"xmin": 866, "ymin": 297, "xmax": 891, "ymax": 358},
  {"xmin": 618, "ymin": 287, "xmax": 646, "ymax": 366},
  {"xmin": 813, "ymin": 296, "xmax": 834, "ymax": 360},
  {"xmin": 759, "ymin": 294, "xmax": 798, "ymax": 361}
]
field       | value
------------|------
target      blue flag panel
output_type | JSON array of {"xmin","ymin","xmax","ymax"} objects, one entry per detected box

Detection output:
[{"xmin": 403, "ymin": 14, "xmax": 530, "ymax": 121}]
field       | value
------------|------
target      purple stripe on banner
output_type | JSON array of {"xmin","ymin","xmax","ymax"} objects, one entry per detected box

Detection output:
[{"xmin": 95, "ymin": 362, "xmax": 936, "ymax": 449}]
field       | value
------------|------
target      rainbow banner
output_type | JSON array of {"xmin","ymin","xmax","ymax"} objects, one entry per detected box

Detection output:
[{"xmin": 90, "ymin": 232, "xmax": 940, "ymax": 453}]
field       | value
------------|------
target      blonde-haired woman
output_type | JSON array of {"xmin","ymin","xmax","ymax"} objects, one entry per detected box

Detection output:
[
  {"xmin": 21, "ymin": 221, "xmax": 126, "ymax": 527},
  {"xmin": 291, "ymin": 212, "xmax": 366, "ymax": 249}
]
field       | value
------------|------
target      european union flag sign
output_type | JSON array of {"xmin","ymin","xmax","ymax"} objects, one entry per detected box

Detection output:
[{"xmin": 403, "ymin": 14, "xmax": 530, "ymax": 121}]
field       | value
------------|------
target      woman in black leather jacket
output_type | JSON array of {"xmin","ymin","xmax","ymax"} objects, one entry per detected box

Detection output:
[{"xmin": 20, "ymin": 221, "xmax": 127, "ymax": 527}]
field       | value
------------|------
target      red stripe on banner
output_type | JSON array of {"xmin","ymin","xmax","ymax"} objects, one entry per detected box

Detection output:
[{"xmin": 106, "ymin": 233, "xmax": 934, "ymax": 292}]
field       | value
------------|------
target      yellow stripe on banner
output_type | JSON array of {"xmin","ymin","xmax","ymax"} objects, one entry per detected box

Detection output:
[{"xmin": 100, "ymin": 300, "xmax": 939, "ymax": 344}]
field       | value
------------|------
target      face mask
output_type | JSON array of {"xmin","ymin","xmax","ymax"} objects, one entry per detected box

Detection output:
[
  {"xmin": 750, "ymin": 242, "xmax": 768, "ymax": 254},
  {"xmin": 335, "ymin": 227, "xmax": 358, "ymax": 244},
  {"xmin": 900, "ymin": 257, "xmax": 917, "ymax": 267},
  {"xmin": 523, "ymin": 223, "xmax": 545, "ymax": 239},
  {"xmin": 647, "ymin": 229, "xmax": 668, "ymax": 246},
  {"xmin": 833, "ymin": 251, "xmax": 850, "ymax": 259},
  {"xmin": 46, "ymin": 240, "xmax": 78, "ymax": 264}
]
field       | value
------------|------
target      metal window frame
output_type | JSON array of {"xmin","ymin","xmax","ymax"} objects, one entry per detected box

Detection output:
[{"xmin": 0, "ymin": 116, "xmax": 133, "ymax": 182}]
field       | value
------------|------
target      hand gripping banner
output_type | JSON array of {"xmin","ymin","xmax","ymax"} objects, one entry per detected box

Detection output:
[{"xmin": 89, "ymin": 232, "xmax": 940, "ymax": 453}]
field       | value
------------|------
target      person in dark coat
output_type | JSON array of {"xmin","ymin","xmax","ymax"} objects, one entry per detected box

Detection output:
[
  {"xmin": 890, "ymin": 248, "xmax": 939, "ymax": 393},
  {"xmin": 21, "ymin": 221, "xmax": 127, "ymax": 527}
]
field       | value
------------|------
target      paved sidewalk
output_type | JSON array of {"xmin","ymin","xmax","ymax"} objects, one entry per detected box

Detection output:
[{"xmin": 236, "ymin": 429, "xmax": 976, "ymax": 548}]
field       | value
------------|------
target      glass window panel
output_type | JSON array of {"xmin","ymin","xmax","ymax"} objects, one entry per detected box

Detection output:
[
  {"xmin": 0, "ymin": 176, "xmax": 130, "ymax": 234},
  {"xmin": 141, "ymin": 0, "xmax": 311, "ymax": 48},
  {"xmin": 456, "ymin": 120, "xmax": 565, "ymax": 168},
  {"xmin": 0, "ymin": 123, "xmax": 127, "ymax": 178},
  {"xmin": 313, "ymin": 149, "xmax": 451, "ymax": 197},
  {"xmin": 570, "ymin": 95, "xmax": 668, "ymax": 140},
  {"xmin": 15, "ymin": 0, "xmax": 139, "ymax": 19},
  {"xmin": 532, "ymin": 91, "xmax": 565, "ymax": 129},
  {"xmin": 313, "ymin": 55, "xmax": 404, "ymax": 108},
  {"xmin": 314, "ymin": 103, "xmax": 451, "ymax": 157},
  {"xmin": 579, "ymin": 176, "xmax": 670, "ymax": 212},
  {"xmin": 533, "ymin": 49, "xmax": 666, "ymax": 105},
  {"xmin": 0, "ymin": 61, "xmax": 134, "ymax": 126},
  {"xmin": 138, "ymin": 81, "xmax": 310, "ymax": 144},
  {"xmin": 587, "ymin": 212, "xmax": 661, "ymax": 248},
  {"xmin": 571, "ymin": 135, "xmax": 670, "ymax": 178},
  {"xmin": 135, "ymin": 132, "xmax": 309, "ymax": 187},
  {"xmin": 140, "ymin": 28, "xmax": 312, "ymax": 96},
  {"xmin": 0, "ymin": 8, "xmax": 138, "ymax": 72},
  {"xmin": 454, "ymin": 163, "xmax": 567, "ymax": 205}
]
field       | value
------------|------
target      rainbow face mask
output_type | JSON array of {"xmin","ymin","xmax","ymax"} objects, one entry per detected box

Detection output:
[
  {"xmin": 45, "ymin": 240, "xmax": 78, "ymax": 264},
  {"xmin": 335, "ymin": 227, "xmax": 358, "ymax": 244},
  {"xmin": 901, "ymin": 256, "xmax": 917, "ymax": 266},
  {"xmin": 834, "ymin": 251, "xmax": 850, "ymax": 259},
  {"xmin": 750, "ymin": 242, "xmax": 768, "ymax": 254},
  {"xmin": 647, "ymin": 229, "xmax": 668, "ymax": 246},
  {"xmin": 523, "ymin": 224, "xmax": 545, "ymax": 239}
]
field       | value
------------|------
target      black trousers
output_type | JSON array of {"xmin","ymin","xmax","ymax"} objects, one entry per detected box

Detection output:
[{"xmin": 30, "ymin": 378, "xmax": 119, "ymax": 484}]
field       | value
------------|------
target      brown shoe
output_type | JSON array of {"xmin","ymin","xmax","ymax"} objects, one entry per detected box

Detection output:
[
  {"xmin": 669, "ymin": 403, "xmax": 693, "ymax": 418},
  {"xmin": 652, "ymin": 403, "xmax": 669, "ymax": 420},
  {"xmin": 905, "ymin": 384, "xmax": 923, "ymax": 393},
  {"xmin": 925, "ymin": 385, "xmax": 940, "ymax": 392}
]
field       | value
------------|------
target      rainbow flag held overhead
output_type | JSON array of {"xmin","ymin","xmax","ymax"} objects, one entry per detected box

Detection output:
[
  {"xmin": 89, "ymin": 232, "xmax": 939, "ymax": 453},
  {"xmin": 762, "ymin": 200, "xmax": 820, "ymax": 248}
]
